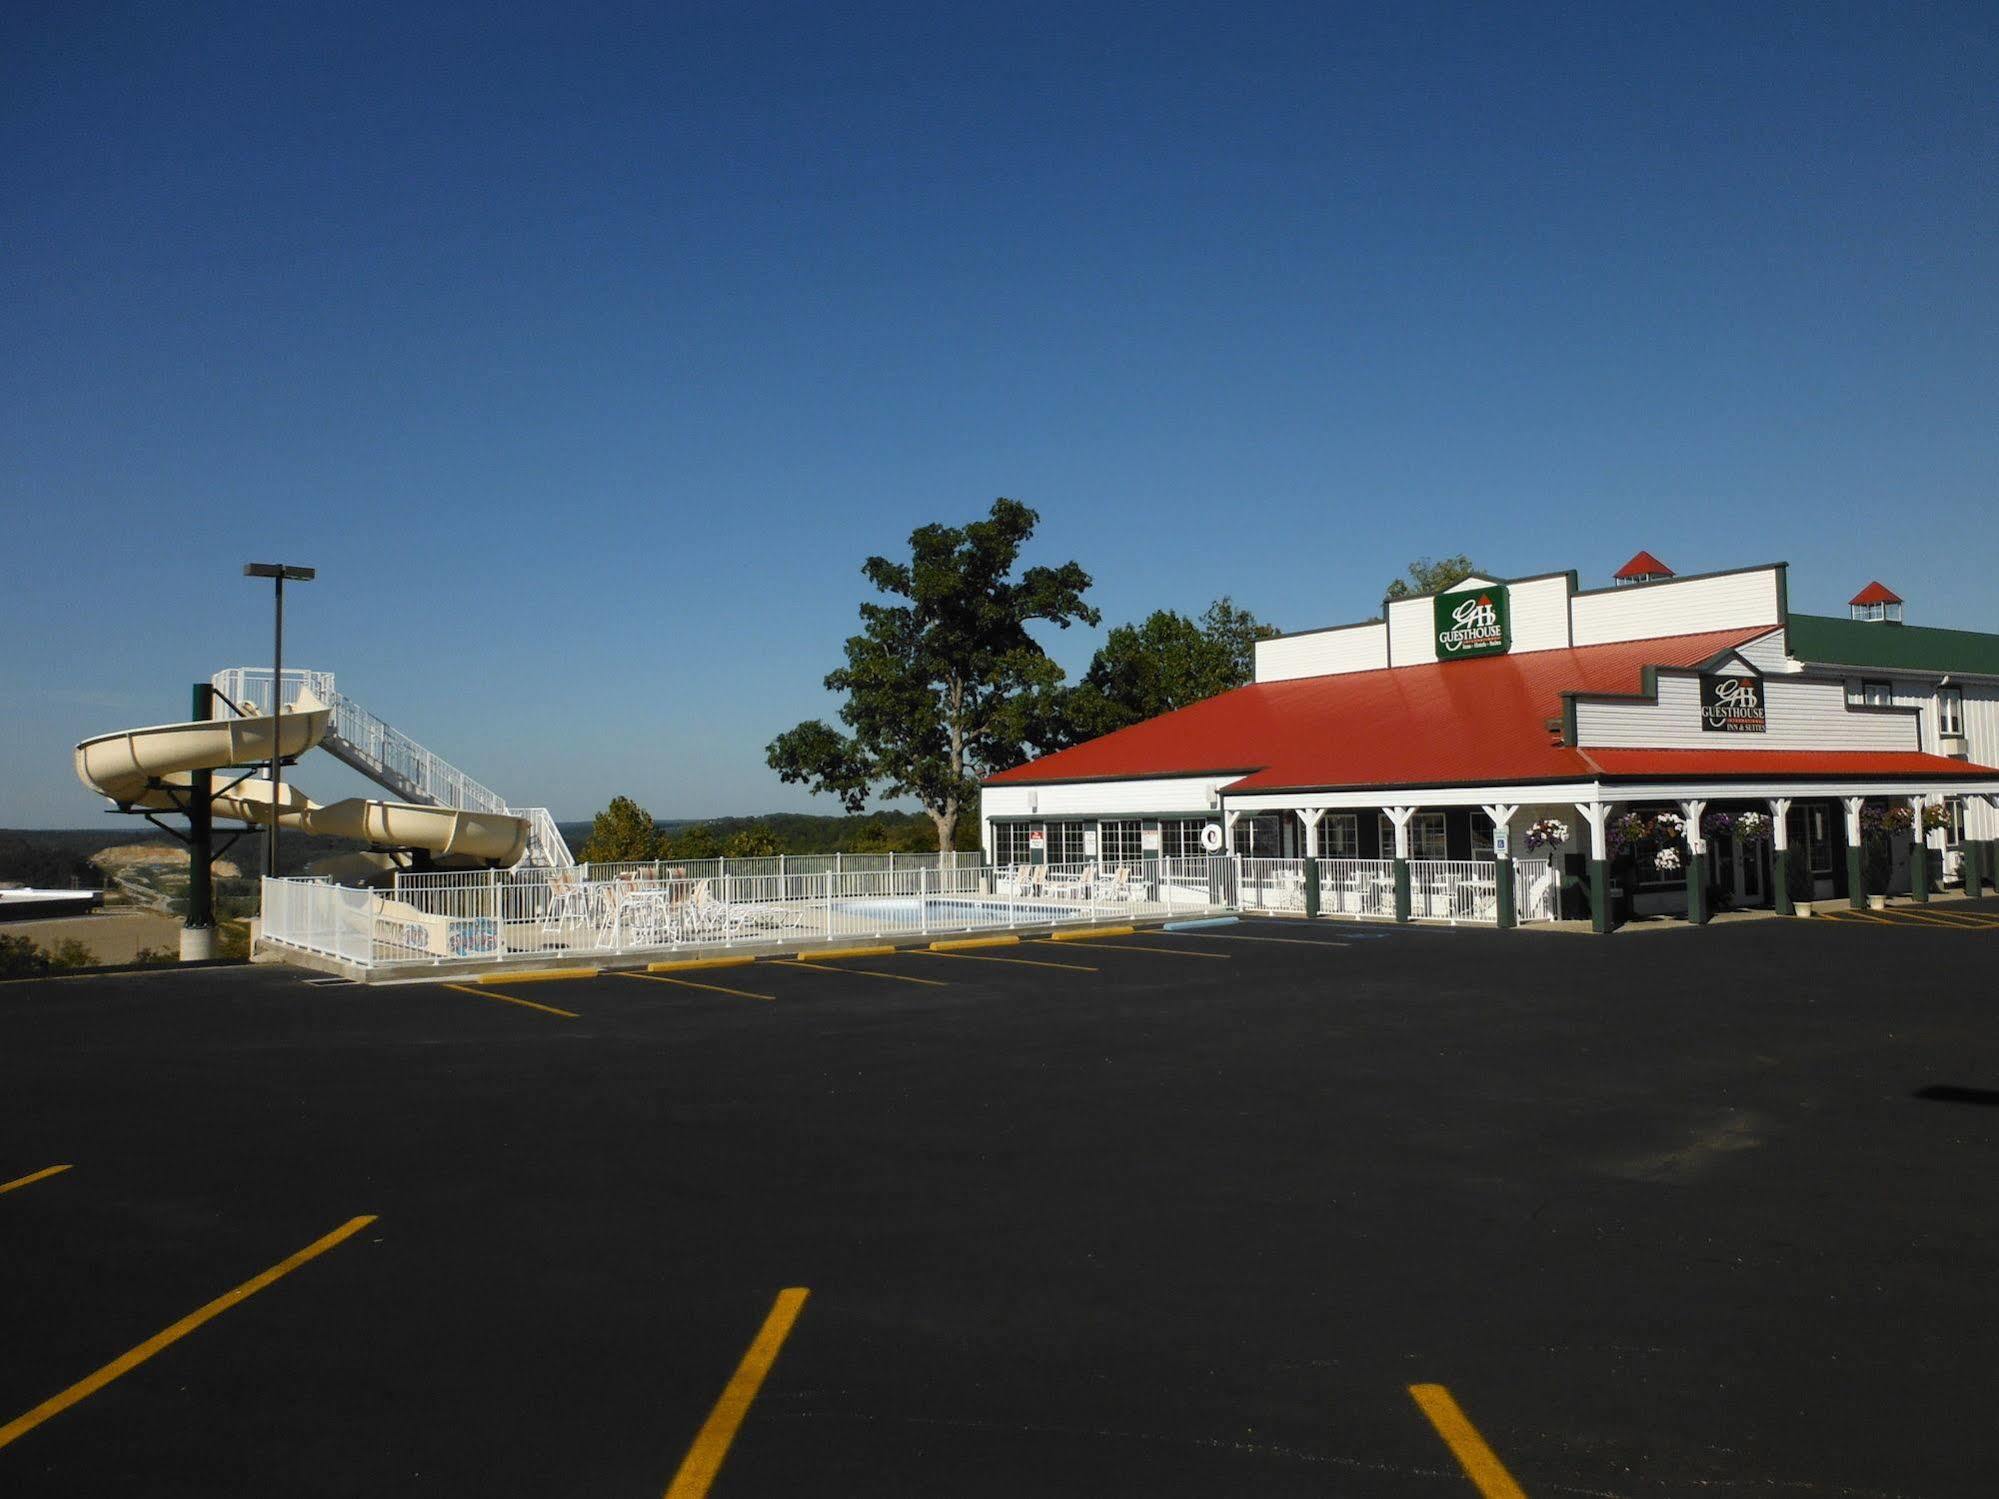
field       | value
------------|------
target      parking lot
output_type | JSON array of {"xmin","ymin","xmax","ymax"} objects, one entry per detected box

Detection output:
[{"xmin": 3, "ymin": 912, "xmax": 1997, "ymax": 1497}]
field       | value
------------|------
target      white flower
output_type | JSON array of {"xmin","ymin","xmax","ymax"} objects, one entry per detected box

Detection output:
[
  {"xmin": 1654, "ymin": 812, "xmax": 1685, "ymax": 836},
  {"xmin": 1654, "ymin": 846, "xmax": 1683, "ymax": 872}
]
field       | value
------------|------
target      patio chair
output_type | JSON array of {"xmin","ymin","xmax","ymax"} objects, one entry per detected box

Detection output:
[{"xmin": 1091, "ymin": 866, "xmax": 1133, "ymax": 909}]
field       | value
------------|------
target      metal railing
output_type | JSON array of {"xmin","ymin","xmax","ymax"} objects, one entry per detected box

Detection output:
[
  {"xmin": 263, "ymin": 857, "xmax": 1233, "ymax": 974},
  {"xmin": 213, "ymin": 666, "xmax": 572, "ymax": 867},
  {"xmin": 1317, "ymin": 859, "xmax": 1399, "ymax": 918}
]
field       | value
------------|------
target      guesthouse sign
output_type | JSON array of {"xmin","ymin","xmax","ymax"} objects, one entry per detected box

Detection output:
[
  {"xmin": 1434, "ymin": 584, "xmax": 1510, "ymax": 659},
  {"xmin": 1700, "ymin": 673, "xmax": 1766, "ymax": 733}
]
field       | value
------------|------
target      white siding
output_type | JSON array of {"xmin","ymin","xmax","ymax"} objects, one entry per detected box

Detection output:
[
  {"xmin": 1386, "ymin": 596, "xmax": 1435, "ymax": 666},
  {"xmin": 1575, "ymin": 674, "xmax": 1920, "ymax": 751},
  {"xmin": 981, "ymin": 776, "xmax": 1235, "ymax": 819},
  {"xmin": 1507, "ymin": 574, "xmax": 1572, "ymax": 655},
  {"xmin": 1733, "ymin": 628, "xmax": 1793, "ymax": 673},
  {"xmin": 1570, "ymin": 568, "xmax": 1782, "ymax": 646},
  {"xmin": 1254, "ymin": 623, "xmax": 1388, "ymax": 682},
  {"xmin": 1966, "ymin": 685, "xmax": 1999, "ymax": 839}
]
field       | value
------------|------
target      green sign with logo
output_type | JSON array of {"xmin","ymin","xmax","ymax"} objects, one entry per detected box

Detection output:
[{"xmin": 1433, "ymin": 583, "xmax": 1510, "ymax": 659}]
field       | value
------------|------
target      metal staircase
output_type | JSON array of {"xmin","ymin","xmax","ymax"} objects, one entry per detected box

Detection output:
[{"xmin": 211, "ymin": 667, "xmax": 574, "ymax": 867}]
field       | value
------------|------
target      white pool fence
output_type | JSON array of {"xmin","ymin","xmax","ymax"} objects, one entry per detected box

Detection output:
[
  {"xmin": 1237, "ymin": 856, "xmax": 1561, "ymax": 924},
  {"xmin": 261, "ymin": 857, "xmax": 1236, "ymax": 973}
]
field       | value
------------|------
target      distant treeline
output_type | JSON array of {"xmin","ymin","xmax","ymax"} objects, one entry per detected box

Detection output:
[{"xmin": 558, "ymin": 810, "xmax": 981, "ymax": 858}]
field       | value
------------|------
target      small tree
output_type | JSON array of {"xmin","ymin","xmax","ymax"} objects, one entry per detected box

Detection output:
[
  {"xmin": 577, "ymin": 796, "xmax": 666, "ymax": 863},
  {"xmin": 722, "ymin": 825, "xmax": 780, "ymax": 858},
  {"xmin": 1384, "ymin": 554, "xmax": 1483, "ymax": 602},
  {"xmin": 670, "ymin": 824, "xmax": 722, "ymax": 861},
  {"xmin": 768, "ymin": 499, "xmax": 1098, "ymax": 852}
]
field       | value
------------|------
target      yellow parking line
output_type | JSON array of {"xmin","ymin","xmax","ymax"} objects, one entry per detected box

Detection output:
[
  {"xmin": 1882, "ymin": 907, "xmax": 1981, "ymax": 928},
  {"xmin": 0, "ymin": 1214, "xmax": 377, "ymax": 1454},
  {"xmin": 440, "ymin": 981, "xmax": 579, "ymax": 1018},
  {"xmin": 907, "ymin": 949, "xmax": 1097, "ymax": 973},
  {"xmin": 0, "ymin": 1164, "xmax": 71, "ymax": 1197},
  {"xmin": 663, "ymin": 1287, "xmax": 810, "ymax": 1499},
  {"xmin": 1407, "ymin": 1384, "xmax": 1528, "ymax": 1499},
  {"xmin": 773, "ymin": 960, "xmax": 949, "ymax": 988},
  {"xmin": 1029, "ymin": 939, "xmax": 1230, "ymax": 960},
  {"xmin": 1817, "ymin": 909, "xmax": 1890, "ymax": 925},
  {"xmin": 1901, "ymin": 908, "xmax": 1997, "ymax": 928},
  {"xmin": 616, "ymin": 971, "xmax": 776, "ymax": 1002}
]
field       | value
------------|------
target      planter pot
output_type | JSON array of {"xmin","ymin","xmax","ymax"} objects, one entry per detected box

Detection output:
[
  {"xmin": 1867, "ymin": 895, "xmax": 1888, "ymax": 912},
  {"xmin": 1794, "ymin": 900, "xmax": 1814, "ymax": 917}
]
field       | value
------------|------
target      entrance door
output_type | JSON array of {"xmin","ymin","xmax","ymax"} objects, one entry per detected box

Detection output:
[{"xmin": 1733, "ymin": 836, "xmax": 1766, "ymax": 906}]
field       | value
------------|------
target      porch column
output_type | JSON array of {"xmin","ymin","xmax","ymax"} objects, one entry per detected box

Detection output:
[
  {"xmin": 1680, "ymin": 798, "xmax": 1710, "ymax": 926},
  {"xmin": 1386, "ymin": 806, "xmax": 1415, "ymax": 923},
  {"xmin": 1297, "ymin": 809, "xmax": 1323, "ymax": 918},
  {"xmin": 1575, "ymin": 801, "xmax": 1613, "ymax": 935},
  {"xmin": 1908, "ymin": 793, "xmax": 1931, "ymax": 903},
  {"xmin": 1768, "ymin": 798, "xmax": 1794, "ymax": 916},
  {"xmin": 1969, "ymin": 793, "xmax": 1996, "ymax": 895},
  {"xmin": 1843, "ymin": 797, "xmax": 1867, "ymax": 910},
  {"xmin": 1481, "ymin": 803, "xmax": 1518, "ymax": 930}
]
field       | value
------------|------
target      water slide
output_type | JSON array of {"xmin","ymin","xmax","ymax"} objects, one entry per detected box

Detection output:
[{"xmin": 74, "ymin": 690, "xmax": 531, "ymax": 865}]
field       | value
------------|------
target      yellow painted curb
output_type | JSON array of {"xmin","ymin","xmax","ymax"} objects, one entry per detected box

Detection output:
[
  {"xmin": 1050, "ymin": 925, "xmax": 1135, "ymax": 942},
  {"xmin": 476, "ymin": 966, "xmax": 598, "ymax": 985},
  {"xmin": 809, "ymin": 945, "xmax": 897, "ymax": 961},
  {"xmin": 930, "ymin": 935, "xmax": 1021, "ymax": 951},
  {"xmin": 648, "ymin": 955, "xmax": 757, "ymax": 973}
]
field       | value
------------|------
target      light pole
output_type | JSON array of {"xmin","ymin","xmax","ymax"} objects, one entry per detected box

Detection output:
[{"xmin": 244, "ymin": 563, "xmax": 315, "ymax": 879}]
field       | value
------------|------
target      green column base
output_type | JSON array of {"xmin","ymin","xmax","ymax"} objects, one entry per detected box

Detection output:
[
  {"xmin": 1847, "ymin": 845, "xmax": 1866, "ymax": 910},
  {"xmin": 1773, "ymin": 848, "xmax": 1794, "ymax": 915},
  {"xmin": 1393, "ymin": 859, "xmax": 1411, "ymax": 923},
  {"xmin": 1963, "ymin": 840, "xmax": 1985, "ymax": 897},
  {"xmin": 1589, "ymin": 859, "xmax": 1610, "ymax": 934},
  {"xmin": 1685, "ymin": 860, "xmax": 1708, "ymax": 925},
  {"xmin": 1911, "ymin": 844, "xmax": 1929, "ymax": 902},
  {"xmin": 1494, "ymin": 859, "xmax": 1516, "ymax": 930},
  {"xmin": 1303, "ymin": 856, "xmax": 1320, "ymax": 919}
]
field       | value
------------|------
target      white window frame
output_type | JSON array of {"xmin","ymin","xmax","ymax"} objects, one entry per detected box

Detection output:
[
  {"xmin": 1938, "ymin": 686, "xmax": 1964, "ymax": 737},
  {"xmin": 993, "ymin": 823, "xmax": 1034, "ymax": 865},
  {"xmin": 1852, "ymin": 679, "xmax": 1893, "ymax": 708},
  {"xmin": 1321, "ymin": 813, "xmax": 1359, "ymax": 859},
  {"xmin": 1410, "ymin": 812, "xmax": 1448, "ymax": 861},
  {"xmin": 1098, "ymin": 819, "xmax": 1143, "ymax": 866},
  {"xmin": 1469, "ymin": 812, "xmax": 1495, "ymax": 859}
]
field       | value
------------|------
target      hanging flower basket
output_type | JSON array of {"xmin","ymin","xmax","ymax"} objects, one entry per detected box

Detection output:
[{"xmin": 1524, "ymin": 818, "xmax": 1569, "ymax": 851}]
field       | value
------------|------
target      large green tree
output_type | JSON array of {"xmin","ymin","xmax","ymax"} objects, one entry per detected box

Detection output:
[
  {"xmin": 1383, "ymin": 554, "xmax": 1483, "ymax": 602},
  {"xmin": 576, "ymin": 795, "xmax": 666, "ymax": 863},
  {"xmin": 1059, "ymin": 597, "xmax": 1278, "ymax": 743},
  {"xmin": 767, "ymin": 499, "xmax": 1098, "ymax": 852}
]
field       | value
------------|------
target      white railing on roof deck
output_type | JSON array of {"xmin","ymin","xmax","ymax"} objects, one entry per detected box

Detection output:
[
  {"xmin": 212, "ymin": 666, "xmax": 572, "ymax": 867},
  {"xmin": 261, "ymin": 857, "xmax": 1236, "ymax": 973}
]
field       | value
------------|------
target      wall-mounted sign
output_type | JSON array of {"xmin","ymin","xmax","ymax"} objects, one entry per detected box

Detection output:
[
  {"xmin": 1492, "ymin": 827, "xmax": 1510, "ymax": 857},
  {"xmin": 1199, "ymin": 823, "xmax": 1225, "ymax": 852},
  {"xmin": 1700, "ymin": 673, "xmax": 1766, "ymax": 733},
  {"xmin": 1141, "ymin": 827, "xmax": 1161, "ymax": 853},
  {"xmin": 1028, "ymin": 827, "xmax": 1046, "ymax": 850},
  {"xmin": 1434, "ymin": 584, "xmax": 1510, "ymax": 659}
]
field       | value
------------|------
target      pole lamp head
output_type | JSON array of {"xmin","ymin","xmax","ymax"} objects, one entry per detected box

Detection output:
[{"xmin": 244, "ymin": 563, "xmax": 316, "ymax": 582}]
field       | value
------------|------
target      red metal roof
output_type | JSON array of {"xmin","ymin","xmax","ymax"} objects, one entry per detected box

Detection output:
[
  {"xmin": 987, "ymin": 628, "xmax": 1999, "ymax": 794},
  {"xmin": 1849, "ymin": 580, "xmax": 1903, "ymax": 606},
  {"xmin": 1613, "ymin": 549, "xmax": 1674, "ymax": 580}
]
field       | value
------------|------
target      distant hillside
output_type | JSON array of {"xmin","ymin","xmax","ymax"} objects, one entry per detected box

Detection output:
[
  {"xmin": 2, "ymin": 828, "xmax": 389, "ymax": 887},
  {"xmin": 557, "ymin": 810, "xmax": 980, "ymax": 855}
]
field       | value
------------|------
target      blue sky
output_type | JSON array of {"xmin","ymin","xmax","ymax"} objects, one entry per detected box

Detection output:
[{"xmin": 4, "ymin": 2, "xmax": 1994, "ymax": 826}]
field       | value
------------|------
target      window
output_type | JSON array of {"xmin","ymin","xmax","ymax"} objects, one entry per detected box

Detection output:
[
  {"xmin": 1938, "ymin": 687, "xmax": 1964, "ymax": 737},
  {"xmin": 1942, "ymin": 798, "xmax": 1966, "ymax": 846},
  {"xmin": 1470, "ymin": 813, "xmax": 1495, "ymax": 859},
  {"xmin": 1098, "ymin": 819, "xmax": 1143, "ymax": 866},
  {"xmin": 1161, "ymin": 819, "xmax": 1219, "ymax": 858},
  {"xmin": 1411, "ymin": 812, "xmax": 1448, "ymax": 860},
  {"xmin": 1380, "ymin": 813, "xmax": 1446, "ymax": 859},
  {"xmin": 1321, "ymin": 813, "xmax": 1359, "ymax": 858},
  {"xmin": 1849, "ymin": 679, "xmax": 1893, "ymax": 708},
  {"xmin": 1046, "ymin": 821, "xmax": 1089, "ymax": 864},
  {"xmin": 992, "ymin": 823, "xmax": 1034, "ymax": 865},
  {"xmin": 1233, "ymin": 814, "xmax": 1281, "ymax": 856},
  {"xmin": 1807, "ymin": 806, "xmax": 1833, "ymax": 875}
]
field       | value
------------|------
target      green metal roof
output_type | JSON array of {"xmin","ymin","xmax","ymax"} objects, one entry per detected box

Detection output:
[{"xmin": 1787, "ymin": 613, "xmax": 1999, "ymax": 676}]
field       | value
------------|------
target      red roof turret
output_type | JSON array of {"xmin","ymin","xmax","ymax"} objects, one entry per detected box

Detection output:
[
  {"xmin": 1614, "ymin": 550, "xmax": 1674, "ymax": 581},
  {"xmin": 1849, "ymin": 581, "xmax": 1903, "ymax": 606}
]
